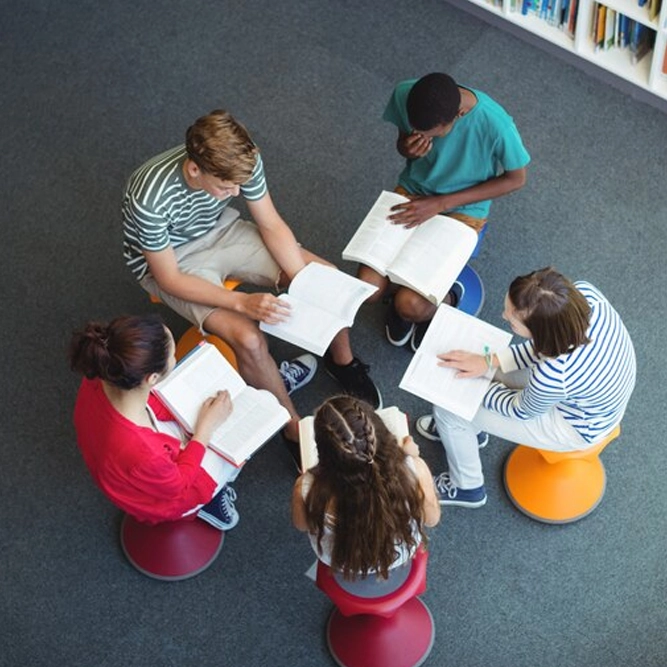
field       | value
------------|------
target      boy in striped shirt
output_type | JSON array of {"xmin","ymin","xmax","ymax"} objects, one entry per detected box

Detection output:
[{"xmin": 122, "ymin": 110, "xmax": 381, "ymax": 449}]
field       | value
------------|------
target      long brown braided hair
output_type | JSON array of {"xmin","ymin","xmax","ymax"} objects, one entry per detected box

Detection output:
[{"xmin": 305, "ymin": 395, "xmax": 426, "ymax": 580}]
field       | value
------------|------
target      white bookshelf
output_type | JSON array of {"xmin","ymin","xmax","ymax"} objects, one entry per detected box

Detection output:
[{"xmin": 449, "ymin": 0, "xmax": 667, "ymax": 107}]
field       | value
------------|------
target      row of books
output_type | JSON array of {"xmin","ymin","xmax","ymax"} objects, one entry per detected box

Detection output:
[
  {"xmin": 592, "ymin": 3, "xmax": 656, "ymax": 63},
  {"xmin": 510, "ymin": 0, "xmax": 579, "ymax": 37}
]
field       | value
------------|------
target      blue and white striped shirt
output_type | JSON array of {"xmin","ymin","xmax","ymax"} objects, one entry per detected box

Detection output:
[
  {"xmin": 122, "ymin": 145, "xmax": 267, "ymax": 280},
  {"xmin": 485, "ymin": 282, "xmax": 636, "ymax": 443}
]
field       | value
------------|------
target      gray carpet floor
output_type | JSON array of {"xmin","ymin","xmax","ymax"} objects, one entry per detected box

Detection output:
[{"xmin": 2, "ymin": 1, "xmax": 666, "ymax": 665}]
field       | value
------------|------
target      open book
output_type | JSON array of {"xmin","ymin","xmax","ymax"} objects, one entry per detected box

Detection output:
[
  {"xmin": 298, "ymin": 406, "xmax": 409, "ymax": 473},
  {"xmin": 152, "ymin": 343, "xmax": 290, "ymax": 466},
  {"xmin": 342, "ymin": 190, "xmax": 478, "ymax": 305},
  {"xmin": 259, "ymin": 262, "xmax": 377, "ymax": 356},
  {"xmin": 399, "ymin": 304, "xmax": 513, "ymax": 421}
]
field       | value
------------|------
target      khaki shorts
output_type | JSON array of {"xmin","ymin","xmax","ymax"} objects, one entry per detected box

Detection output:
[
  {"xmin": 140, "ymin": 208, "xmax": 281, "ymax": 328},
  {"xmin": 394, "ymin": 185, "xmax": 487, "ymax": 233}
]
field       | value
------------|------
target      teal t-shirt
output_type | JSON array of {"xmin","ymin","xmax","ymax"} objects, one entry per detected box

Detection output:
[{"xmin": 383, "ymin": 80, "xmax": 531, "ymax": 219}]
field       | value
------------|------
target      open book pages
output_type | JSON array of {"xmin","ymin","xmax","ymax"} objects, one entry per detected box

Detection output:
[
  {"xmin": 152, "ymin": 343, "xmax": 290, "ymax": 467},
  {"xmin": 298, "ymin": 406, "xmax": 409, "ymax": 473},
  {"xmin": 342, "ymin": 190, "xmax": 478, "ymax": 305},
  {"xmin": 259, "ymin": 262, "xmax": 377, "ymax": 356},
  {"xmin": 399, "ymin": 304, "xmax": 513, "ymax": 421}
]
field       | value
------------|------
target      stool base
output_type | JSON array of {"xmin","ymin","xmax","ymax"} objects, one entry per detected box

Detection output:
[
  {"xmin": 504, "ymin": 446, "xmax": 607, "ymax": 524},
  {"xmin": 456, "ymin": 264, "xmax": 485, "ymax": 317},
  {"xmin": 326, "ymin": 597, "xmax": 434, "ymax": 667},
  {"xmin": 120, "ymin": 515, "xmax": 224, "ymax": 581}
]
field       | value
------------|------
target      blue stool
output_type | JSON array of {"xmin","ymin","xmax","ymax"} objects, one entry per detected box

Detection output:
[
  {"xmin": 469, "ymin": 224, "xmax": 487, "ymax": 259},
  {"xmin": 453, "ymin": 264, "xmax": 485, "ymax": 317}
]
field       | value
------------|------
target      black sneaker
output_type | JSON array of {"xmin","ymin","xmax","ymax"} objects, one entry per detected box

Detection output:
[
  {"xmin": 198, "ymin": 485, "xmax": 239, "ymax": 530},
  {"xmin": 446, "ymin": 280, "xmax": 465, "ymax": 308},
  {"xmin": 410, "ymin": 320, "xmax": 431, "ymax": 353},
  {"xmin": 324, "ymin": 353, "xmax": 382, "ymax": 409},
  {"xmin": 385, "ymin": 302, "xmax": 414, "ymax": 347}
]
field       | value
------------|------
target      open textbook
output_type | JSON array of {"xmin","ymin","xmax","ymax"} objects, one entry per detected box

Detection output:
[
  {"xmin": 152, "ymin": 343, "xmax": 290, "ymax": 467},
  {"xmin": 260, "ymin": 262, "xmax": 377, "ymax": 356},
  {"xmin": 342, "ymin": 190, "xmax": 478, "ymax": 305},
  {"xmin": 400, "ymin": 305, "xmax": 513, "ymax": 421},
  {"xmin": 298, "ymin": 406, "xmax": 409, "ymax": 473}
]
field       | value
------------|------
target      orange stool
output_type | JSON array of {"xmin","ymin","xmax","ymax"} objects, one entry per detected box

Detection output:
[
  {"xmin": 150, "ymin": 279, "xmax": 241, "ymax": 367},
  {"xmin": 316, "ymin": 547, "xmax": 434, "ymax": 667},
  {"xmin": 503, "ymin": 425, "xmax": 621, "ymax": 524},
  {"xmin": 120, "ymin": 514, "xmax": 224, "ymax": 581}
]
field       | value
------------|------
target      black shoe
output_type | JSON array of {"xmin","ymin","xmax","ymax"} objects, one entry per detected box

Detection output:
[
  {"xmin": 324, "ymin": 353, "xmax": 382, "ymax": 409},
  {"xmin": 447, "ymin": 280, "xmax": 465, "ymax": 309},
  {"xmin": 410, "ymin": 320, "xmax": 431, "ymax": 353},
  {"xmin": 385, "ymin": 302, "xmax": 414, "ymax": 347}
]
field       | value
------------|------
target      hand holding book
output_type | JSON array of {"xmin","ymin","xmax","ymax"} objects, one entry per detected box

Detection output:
[{"xmin": 191, "ymin": 389, "xmax": 233, "ymax": 445}]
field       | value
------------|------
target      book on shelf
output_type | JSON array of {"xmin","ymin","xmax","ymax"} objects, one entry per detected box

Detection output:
[
  {"xmin": 152, "ymin": 342, "xmax": 290, "ymax": 467},
  {"xmin": 298, "ymin": 406, "xmax": 409, "ymax": 473},
  {"xmin": 630, "ymin": 22, "xmax": 654, "ymax": 63},
  {"xmin": 399, "ymin": 304, "xmax": 513, "ymax": 421},
  {"xmin": 648, "ymin": 0, "xmax": 660, "ymax": 22},
  {"xmin": 341, "ymin": 190, "xmax": 478, "ymax": 306},
  {"xmin": 259, "ymin": 262, "xmax": 377, "ymax": 356},
  {"xmin": 605, "ymin": 8, "xmax": 616, "ymax": 49}
]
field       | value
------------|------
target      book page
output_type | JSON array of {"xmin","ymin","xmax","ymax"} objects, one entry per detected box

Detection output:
[
  {"xmin": 259, "ymin": 264, "xmax": 377, "ymax": 355},
  {"xmin": 259, "ymin": 294, "xmax": 344, "ymax": 356},
  {"xmin": 153, "ymin": 344, "xmax": 246, "ymax": 432},
  {"xmin": 386, "ymin": 215, "xmax": 478, "ymax": 305},
  {"xmin": 208, "ymin": 388, "xmax": 290, "ymax": 465},
  {"xmin": 341, "ymin": 191, "xmax": 416, "ymax": 275},
  {"xmin": 299, "ymin": 407, "xmax": 409, "ymax": 472},
  {"xmin": 399, "ymin": 305, "xmax": 513, "ymax": 420}
]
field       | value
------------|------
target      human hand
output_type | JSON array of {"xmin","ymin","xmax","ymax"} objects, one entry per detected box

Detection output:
[
  {"xmin": 193, "ymin": 390, "xmax": 233, "ymax": 444},
  {"xmin": 399, "ymin": 132, "xmax": 433, "ymax": 159},
  {"xmin": 436, "ymin": 350, "xmax": 488, "ymax": 379},
  {"xmin": 401, "ymin": 435, "xmax": 420, "ymax": 458},
  {"xmin": 241, "ymin": 292, "xmax": 291, "ymax": 324},
  {"xmin": 388, "ymin": 195, "xmax": 445, "ymax": 229}
]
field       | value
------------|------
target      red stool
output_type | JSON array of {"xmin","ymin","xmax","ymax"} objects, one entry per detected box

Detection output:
[
  {"xmin": 504, "ymin": 425, "xmax": 621, "ymax": 524},
  {"xmin": 316, "ymin": 547, "xmax": 434, "ymax": 667},
  {"xmin": 120, "ymin": 514, "xmax": 224, "ymax": 581}
]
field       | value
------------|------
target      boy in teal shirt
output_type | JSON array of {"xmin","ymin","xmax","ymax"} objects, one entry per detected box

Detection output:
[{"xmin": 359, "ymin": 73, "xmax": 530, "ymax": 350}]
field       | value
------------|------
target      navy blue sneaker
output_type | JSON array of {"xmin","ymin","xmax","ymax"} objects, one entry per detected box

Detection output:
[
  {"xmin": 279, "ymin": 354, "xmax": 317, "ymax": 395},
  {"xmin": 433, "ymin": 472, "xmax": 487, "ymax": 508},
  {"xmin": 416, "ymin": 415, "xmax": 488, "ymax": 448},
  {"xmin": 198, "ymin": 485, "xmax": 239, "ymax": 530}
]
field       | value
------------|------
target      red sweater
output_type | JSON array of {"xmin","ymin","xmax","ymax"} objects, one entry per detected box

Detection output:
[{"xmin": 73, "ymin": 378, "xmax": 217, "ymax": 524}]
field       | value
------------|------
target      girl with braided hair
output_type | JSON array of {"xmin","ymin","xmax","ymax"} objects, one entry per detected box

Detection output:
[
  {"xmin": 69, "ymin": 313, "xmax": 242, "ymax": 530},
  {"xmin": 291, "ymin": 395, "xmax": 440, "ymax": 596}
]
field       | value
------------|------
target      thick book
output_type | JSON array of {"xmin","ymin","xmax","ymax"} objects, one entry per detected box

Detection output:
[
  {"xmin": 399, "ymin": 304, "xmax": 513, "ymax": 421},
  {"xmin": 259, "ymin": 262, "xmax": 377, "ymax": 356},
  {"xmin": 342, "ymin": 191, "xmax": 478, "ymax": 305},
  {"xmin": 298, "ymin": 406, "xmax": 409, "ymax": 473},
  {"xmin": 152, "ymin": 343, "xmax": 290, "ymax": 466}
]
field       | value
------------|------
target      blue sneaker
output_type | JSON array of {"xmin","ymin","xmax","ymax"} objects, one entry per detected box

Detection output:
[
  {"xmin": 198, "ymin": 485, "xmax": 239, "ymax": 530},
  {"xmin": 433, "ymin": 472, "xmax": 487, "ymax": 508},
  {"xmin": 416, "ymin": 415, "xmax": 488, "ymax": 448},
  {"xmin": 279, "ymin": 354, "xmax": 317, "ymax": 395}
]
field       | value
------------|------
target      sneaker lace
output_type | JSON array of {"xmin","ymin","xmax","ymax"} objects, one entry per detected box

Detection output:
[
  {"xmin": 279, "ymin": 360, "xmax": 305, "ymax": 390},
  {"xmin": 434, "ymin": 472, "xmax": 458, "ymax": 499},
  {"xmin": 219, "ymin": 486, "xmax": 237, "ymax": 520}
]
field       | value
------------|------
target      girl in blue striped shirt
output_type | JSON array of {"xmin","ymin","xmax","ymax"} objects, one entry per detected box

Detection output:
[{"xmin": 417, "ymin": 267, "xmax": 636, "ymax": 508}]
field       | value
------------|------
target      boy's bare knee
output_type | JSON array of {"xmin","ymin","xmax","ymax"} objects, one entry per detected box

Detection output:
[{"xmin": 395, "ymin": 290, "xmax": 435, "ymax": 321}]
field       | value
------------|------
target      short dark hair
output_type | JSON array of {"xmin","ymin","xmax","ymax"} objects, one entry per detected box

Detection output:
[
  {"xmin": 508, "ymin": 267, "xmax": 591, "ymax": 358},
  {"xmin": 185, "ymin": 109, "xmax": 257, "ymax": 182},
  {"xmin": 406, "ymin": 73, "xmax": 461, "ymax": 131},
  {"xmin": 69, "ymin": 314, "xmax": 171, "ymax": 390}
]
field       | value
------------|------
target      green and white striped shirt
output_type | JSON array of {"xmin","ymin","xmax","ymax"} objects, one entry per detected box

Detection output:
[{"xmin": 122, "ymin": 145, "xmax": 267, "ymax": 280}]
